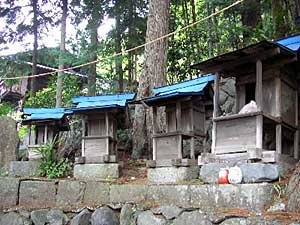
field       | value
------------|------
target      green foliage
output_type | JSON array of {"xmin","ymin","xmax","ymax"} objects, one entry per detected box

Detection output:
[
  {"xmin": 273, "ymin": 176, "xmax": 288, "ymax": 203},
  {"xmin": 0, "ymin": 102, "xmax": 14, "ymax": 116},
  {"xmin": 33, "ymin": 138, "xmax": 72, "ymax": 179},
  {"xmin": 24, "ymin": 75, "xmax": 81, "ymax": 108},
  {"xmin": 18, "ymin": 125, "xmax": 29, "ymax": 140},
  {"xmin": 0, "ymin": 167, "xmax": 8, "ymax": 177}
]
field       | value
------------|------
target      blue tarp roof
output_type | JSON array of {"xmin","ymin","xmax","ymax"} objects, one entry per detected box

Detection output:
[
  {"xmin": 22, "ymin": 107, "xmax": 73, "ymax": 122},
  {"xmin": 143, "ymin": 74, "xmax": 214, "ymax": 104},
  {"xmin": 275, "ymin": 34, "xmax": 300, "ymax": 52},
  {"xmin": 72, "ymin": 93, "xmax": 136, "ymax": 111}
]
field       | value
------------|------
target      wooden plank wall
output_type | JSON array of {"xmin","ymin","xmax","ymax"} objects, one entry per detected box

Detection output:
[
  {"xmin": 84, "ymin": 138, "xmax": 107, "ymax": 158},
  {"xmin": 215, "ymin": 116, "xmax": 257, "ymax": 154}
]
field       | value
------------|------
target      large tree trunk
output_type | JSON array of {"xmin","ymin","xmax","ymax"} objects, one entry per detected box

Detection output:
[
  {"xmin": 115, "ymin": 0, "xmax": 123, "ymax": 93},
  {"xmin": 242, "ymin": 0, "xmax": 261, "ymax": 44},
  {"xmin": 56, "ymin": 0, "xmax": 67, "ymax": 107},
  {"xmin": 30, "ymin": 0, "xmax": 38, "ymax": 97},
  {"xmin": 272, "ymin": 0, "xmax": 288, "ymax": 39},
  {"xmin": 190, "ymin": 0, "xmax": 201, "ymax": 57},
  {"xmin": 127, "ymin": 0, "xmax": 135, "ymax": 84},
  {"xmin": 132, "ymin": 0, "xmax": 170, "ymax": 159}
]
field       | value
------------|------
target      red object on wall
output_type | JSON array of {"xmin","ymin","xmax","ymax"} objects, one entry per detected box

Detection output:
[{"xmin": 218, "ymin": 168, "xmax": 229, "ymax": 184}]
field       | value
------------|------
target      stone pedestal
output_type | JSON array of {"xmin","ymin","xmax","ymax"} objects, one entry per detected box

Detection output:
[
  {"xmin": 148, "ymin": 166, "xmax": 199, "ymax": 184},
  {"xmin": 74, "ymin": 163, "xmax": 120, "ymax": 180},
  {"xmin": 8, "ymin": 161, "xmax": 39, "ymax": 177}
]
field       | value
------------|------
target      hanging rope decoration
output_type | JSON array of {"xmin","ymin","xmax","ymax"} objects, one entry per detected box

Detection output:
[{"xmin": 0, "ymin": 0, "xmax": 244, "ymax": 81}]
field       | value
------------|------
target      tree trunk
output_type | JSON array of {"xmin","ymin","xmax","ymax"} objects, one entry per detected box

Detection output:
[
  {"xmin": 190, "ymin": 0, "xmax": 201, "ymax": 57},
  {"xmin": 206, "ymin": 1, "xmax": 213, "ymax": 58},
  {"xmin": 132, "ymin": 0, "xmax": 170, "ymax": 159},
  {"xmin": 272, "ymin": 0, "xmax": 288, "ymax": 39},
  {"xmin": 30, "ymin": 0, "xmax": 38, "ymax": 97},
  {"xmin": 242, "ymin": 0, "xmax": 261, "ymax": 44},
  {"xmin": 127, "ymin": 0, "xmax": 135, "ymax": 84},
  {"xmin": 115, "ymin": 0, "xmax": 123, "ymax": 93},
  {"xmin": 56, "ymin": 0, "xmax": 67, "ymax": 107}
]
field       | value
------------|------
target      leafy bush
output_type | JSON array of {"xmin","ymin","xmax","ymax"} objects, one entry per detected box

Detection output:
[
  {"xmin": 33, "ymin": 137, "xmax": 72, "ymax": 179},
  {"xmin": 0, "ymin": 102, "xmax": 14, "ymax": 116}
]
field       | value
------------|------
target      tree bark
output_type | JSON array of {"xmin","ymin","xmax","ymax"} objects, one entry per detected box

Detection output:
[
  {"xmin": 127, "ymin": 0, "xmax": 135, "ymax": 84},
  {"xmin": 190, "ymin": 0, "xmax": 201, "ymax": 57},
  {"xmin": 115, "ymin": 0, "xmax": 123, "ymax": 93},
  {"xmin": 56, "ymin": 0, "xmax": 67, "ymax": 107},
  {"xmin": 242, "ymin": 0, "xmax": 261, "ymax": 44},
  {"xmin": 132, "ymin": 0, "xmax": 170, "ymax": 159},
  {"xmin": 30, "ymin": 0, "xmax": 38, "ymax": 97},
  {"xmin": 272, "ymin": 0, "xmax": 288, "ymax": 39}
]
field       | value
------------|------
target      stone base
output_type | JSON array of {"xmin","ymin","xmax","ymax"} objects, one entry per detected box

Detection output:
[
  {"xmin": 8, "ymin": 161, "xmax": 39, "ymax": 177},
  {"xmin": 148, "ymin": 166, "xmax": 199, "ymax": 184},
  {"xmin": 74, "ymin": 163, "xmax": 120, "ymax": 180}
]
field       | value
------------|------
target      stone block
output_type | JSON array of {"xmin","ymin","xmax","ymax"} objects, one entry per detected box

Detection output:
[
  {"xmin": 91, "ymin": 207, "xmax": 119, "ymax": 225},
  {"xmin": 19, "ymin": 180, "xmax": 56, "ymax": 208},
  {"xmin": 147, "ymin": 185, "xmax": 190, "ymax": 208},
  {"xmin": 151, "ymin": 205, "xmax": 183, "ymax": 220},
  {"xmin": 238, "ymin": 183, "xmax": 273, "ymax": 212},
  {"xmin": 31, "ymin": 209, "xmax": 68, "ymax": 225},
  {"xmin": 239, "ymin": 163, "xmax": 279, "ymax": 183},
  {"xmin": 137, "ymin": 210, "xmax": 167, "ymax": 225},
  {"xmin": 8, "ymin": 161, "xmax": 39, "ymax": 177},
  {"xmin": 172, "ymin": 211, "xmax": 212, "ymax": 225},
  {"xmin": 56, "ymin": 180, "xmax": 86, "ymax": 207},
  {"xmin": 110, "ymin": 184, "xmax": 147, "ymax": 203},
  {"xmin": 190, "ymin": 183, "xmax": 273, "ymax": 213},
  {"xmin": 147, "ymin": 166, "xmax": 199, "ymax": 184},
  {"xmin": 199, "ymin": 163, "xmax": 234, "ymax": 184},
  {"xmin": 0, "ymin": 177, "xmax": 19, "ymax": 208},
  {"xmin": 83, "ymin": 181, "xmax": 110, "ymax": 205},
  {"xmin": 74, "ymin": 163, "xmax": 120, "ymax": 180},
  {"xmin": 0, "ymin": 212, "xmax": 30, "ymax": 225}
]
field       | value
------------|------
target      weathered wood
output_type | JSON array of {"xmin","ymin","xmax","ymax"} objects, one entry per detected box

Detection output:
[
  {"xmin": 147, "ymin": 160, "xmax": 156, "ymax": 168},
  {"xmin": 275, "ymin": 76, "xmax": 281, "ymax": 117},
  {"xmin": 177, "ymin": 135, "xmax": 183, "ymax": 159},
  {"xmin": 153, "ymin": 138, "xmax": 157, "ymax": 160},
  {"xmin": 262, "ymin": 79, "xmax": 276, "ymax": 116},
  {"xmin": 261, "ymin": 151, "xmax": 277, "ymax": 163},
  {"xmin": 176, "ymin": 101, "xmax": 182, "ymax": 131},
  {"xmin": 152, "ymin": 107, "xmax": 158, "ymax": 134},
  {"xmin": 181, "ymin": 158, "xmax": 197, "ymax": 166},
  {"xmin": 295, "ymin": 89, "xmax": 299, "ymax": 159},
  {"xmin": 171, "ymin": 158, "xmax": 182, "ymax": 167},
  {"xmin": 256, "ymin": 114, "xmax": 263, "ymax": 149},
  {"xmin": 212, "ymin": 72, "xmax": 220, "ymax": 153},
  {"xmin": 44, "ymin": 125, "xmax": 48, "ymax": 144},
  {"xmin": 190, "ymin": 137, "xmax": 195, "ymax": 159},
  {"xmin": 236, "ymin": 84, "xmax": 245, "ymax": 112},
  {"xmin": 276, "ymin": 124, "xmax": 282, "ymax": 154},
  {"xmin": 75, "ymin": 156, "xmax": 85, "ymax": 164},
  {"xmin": 256, "ymin": 59, "xmax": 262, "ymax": 111},
  {"xmin": 294, "ymin": 130, "xmax": 299, "ymax": 159}
]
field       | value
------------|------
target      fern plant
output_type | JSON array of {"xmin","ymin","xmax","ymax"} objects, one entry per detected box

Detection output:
[{"xmin": 33, "ymin": 137, "xmax": 72, "ymax": 179}]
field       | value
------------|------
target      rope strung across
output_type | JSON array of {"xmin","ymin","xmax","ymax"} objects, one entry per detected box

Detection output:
[{"xmin": 0, "ymin": 0, "xmax": 243, "ymax": 81}]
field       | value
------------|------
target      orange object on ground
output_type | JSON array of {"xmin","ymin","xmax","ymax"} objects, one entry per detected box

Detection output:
[{"xmin": 218, "ymin": 168, "xmax": 229, "ymax": 184}]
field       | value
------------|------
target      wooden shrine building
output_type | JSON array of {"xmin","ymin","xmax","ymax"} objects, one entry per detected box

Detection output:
[
  {"xmin": 142, "ymin": 75, "xmax": 214, "ymax": 168},
  {"xmin": 22, "ymin": 108, "xmax": 72, "ymax": 159},
  {"xmin": 191, "ymin": 34, "xmax": 300, "ymax": 163},
  {"xmin": 72, "ymin": 93, "xmax": 135, "ymax": 164}
]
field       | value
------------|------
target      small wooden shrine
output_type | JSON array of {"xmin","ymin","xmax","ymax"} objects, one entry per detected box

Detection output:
[
  {"xmin": 142, "ymin": 75, "xmax": 214, "ymax": 168},
  {"xmin": 72, "ymin": 93, "xmax": 135, "ymax": 164},
  {"xmin": 192, "ymin": 35, "xmax": 300, "ymax": 163},
  {"xmin": 22, "ymin": 108, "xmax": 72, "ymax": 159}
]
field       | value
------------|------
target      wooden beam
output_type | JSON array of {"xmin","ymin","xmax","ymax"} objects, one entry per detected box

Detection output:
[
  {"xmin": 176, "ymin": 101, "xmax": 182, "ymax": 131},
  {"xmin": 190, "ymin": 137, "xmax": 195, "ymax": 159},
  {"xmin": 294, "ymin": 89, "xmax": 299, "ymax": 159},
  {"xmin": 275, "ymin": 77, "xmax": 281, "ymax": 117},
  {"xmin": 177, "ymin": 135, "xmax": 183, "ymax": 159},
  {"xmin": 153, "ymin": 138, "xmax": 157, "ymax": 160},
  {"xmin": 152, "ymin": 107, "xmax": 158, "ymax": 134},
  {"xmin": 105, "ymin": 112, "xmax": 109, "ymax": 155},
  {"xmin": 212, "ymin": 72, "xmax": 220, "ymax": 153},
  {"xmin": 256, "ymin": 59, "xmax": 263, "ymax": 111},
  {"xmin": 81, "ymin": 116, "xmax": 86, "ymax": 157},
  {"xmin": 276, "ymin": 124, "xmax": 282, "ymax": 155},
  {"xmin": 44, "ymin": 124, "xmax": 48, "ymax": 144},
  {"xmin": 256, "ymin": 115, "xmax": 263, "ymax": 149},
  {"xmin": 195, "ymin": 47, "xmax": 281, "ymax": 74}
]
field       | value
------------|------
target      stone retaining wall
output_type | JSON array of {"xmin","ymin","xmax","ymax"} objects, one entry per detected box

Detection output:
[{"xmin": 0, "ymin": 177, "xmax": 273, "ymax": 213}]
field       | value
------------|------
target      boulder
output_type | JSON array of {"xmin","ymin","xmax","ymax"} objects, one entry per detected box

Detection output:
[
  {"xmin": 200, "ymin": 163, "xmax": 234, "ymax": 184},
  {"xmin": 31, "ymin": 209, "xmax": 68, "ymax": 225},
  {"xmin": 0, "ymin": 116, "xmax": 19, "ymax": 170},
  {"xmin": 239, "ymin": 163, "xmax": 279, "ymax": 183},
  {"xmin": 91, "ymin": 207, "xmax": 119, "ymax": 225},
  {"xmin": 172, "ymin": 211, "xmax": 212, "ymax": 225},
  {"xmin": 151, "ymin": 205, "xmax": 183, "ymax": 220},
  {"xmin": 120, "ymin": 204, "xmax": 134, "ymax": 225},
  {"xmin": 137, "ymin": 211, "xmax": 167, "ymax": 225},
  {"xmin": 0, "ymin": 212, "xmax": 31, "ymax": 225},
  {"xmin": 71, "ymin": 209, "xmax": 91, "ymax": 225}
]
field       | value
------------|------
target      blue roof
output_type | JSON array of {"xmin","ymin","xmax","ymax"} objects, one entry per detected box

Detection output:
[
  {"xmin": 22, "ymin": 107, "xmax": 73, "ymax": 122},
  {"xmin": 72, "ymin": 93, "xmax": 136, "ymax": 111},
  {"xmin": 143, "ymin": 74, "xmax": 214, "ymax": 104},
  {"xmin": 275, "ymin": 34, "xmax": 300, "ymax": 52}
]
